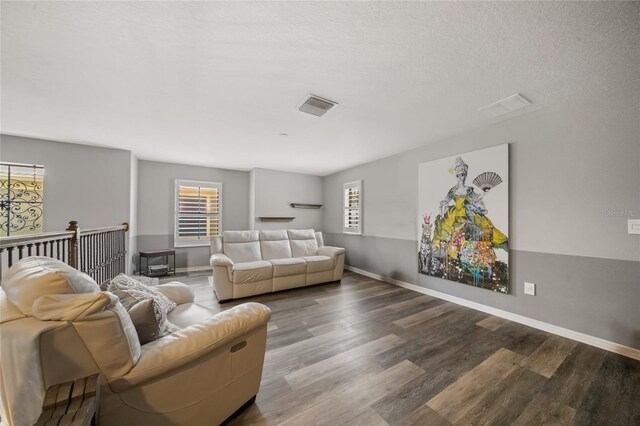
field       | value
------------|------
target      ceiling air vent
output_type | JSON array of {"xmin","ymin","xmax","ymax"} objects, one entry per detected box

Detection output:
[
  {"xmin": 298, "ymin": 95, "xmax": 338, "ymax": 117},
  {"xmin": 479, "ymin": 93, "xmax": 532, "ymax": 117}
]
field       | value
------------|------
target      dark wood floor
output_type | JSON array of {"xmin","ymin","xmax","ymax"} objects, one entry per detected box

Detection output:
[{"xmin": 165, "ymin": 271, "xmax": 640, "ymax": 425}]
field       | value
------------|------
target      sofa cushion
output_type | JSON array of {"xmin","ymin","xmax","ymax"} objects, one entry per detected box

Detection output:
[
  {"xmin": 127, "ymin": 298, "xmax": 180, "ymax": 345},
  {"xmin": 107, "ymin": 274, "xmax": 178, "ymax": 341},
  {"xmin": 269, "ymin": 258, "xmax": 306, "ymax": 277},
  {"xmin": 108, "ymin": 274, "xmax": 176, "ymax": 314},
  {"xmin": 1, "ymin": 256, "xmax": 100, "ymax": 315},
  {"xmin": 302, "ymin": 255, "xmax": 334, "ymax": 273},
  {"xmin": 260, "ymin": 230, "xmax": 293, "ymax": 260},
  {"xmin": 232, "ymin": 261, "xmax": 273, "ymax": 283},
  {"xmin": 287, "ymin": 229, "xmax": 319, "ymax": 257},
  {"xmin": 223, "ymin": 230, "xmax": 262, "ymax": 263}
]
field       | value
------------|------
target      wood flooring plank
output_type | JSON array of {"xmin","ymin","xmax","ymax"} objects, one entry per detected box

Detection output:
[
  {"xmin": 347, "ymin": 408, "xmax": 390, "ymax": 426},
  {"xmin": 540, "ymin": 342, "xmax": 606, "ymax": 409},
  {"xmin": 520, "ymin": 334, "xmax": 578, "ymax": 378},
  {"xmin": 572, "ymin": 352, "xmax": 640, "ymax": 425},
  {"xmin": 266, "ymin": 327, "xmax": 315, "ymax": 351},
  {"xmin": 246, "ymin": 362, "xmax": 385, "ymax": 425},
  {"xmin": 392, "ymin": 302, "xmax": 458, "ymax": 328},
  {"xmin": 512, "ymin": 393, "xmax": 576, "ymax": 425},
  {"xmin": 476, "ymin": 315, "xmax": 510, "ymax": 332},
  {"xmin": 372, "ymin": 325, "xmax": 502, "ymax": 422},
  {"xmin": 352, "ymin": 298, "xmax": 446, "ymax": 330},
  {"xmin": 399, "ymin": 404, "xmax": 451, "ymax": 426},
  {"xmin": 454, "ymin": 367, "xmax": 547, "ymax": 425},
  {"xmin": 281, "ymin": 360, "xmax": 424, "ymax": 426},
  {"xmin": 284, "ymin": 334, "xmax": 406, "ymax": 389},
  {"xmin": 315, "ymin": 286, "xmax": 403, "ymax": 306},
  {"xmin": 427, "ymin": 348, "xmax": 525, "ymax": 423},
  {"xmin": 266, "ymin": 322, "xmax": 278, "ymax": 332},
  {"xmin": 491, "ymin": 321, "xmax": 549, "ymax": 357},
  {"xmin": 375, "ymin": 308, "xmax": 478, "ymax": 369}
]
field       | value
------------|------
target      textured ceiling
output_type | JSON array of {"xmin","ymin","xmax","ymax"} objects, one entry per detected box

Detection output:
[{"xmin": 1, "ymin": 2, "xmax": 638, "ymax": 175}]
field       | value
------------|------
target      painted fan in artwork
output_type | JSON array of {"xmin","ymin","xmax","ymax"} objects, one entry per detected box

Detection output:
[{"xmin": 473, "ymin": 171, "xmax": 503, "ymax": 192}]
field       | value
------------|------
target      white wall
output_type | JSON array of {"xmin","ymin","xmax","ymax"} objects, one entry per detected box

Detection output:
[{"xmin": 128, "ymin": 153, "xmax": 138, "ymax": 273}]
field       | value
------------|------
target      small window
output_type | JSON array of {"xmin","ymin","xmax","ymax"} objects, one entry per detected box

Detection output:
[
  {"xmin": 174, "ymin": 180, "xmax": 222, "ymax": 247},
  {"xmin": 0, "ymin": 162, "xmax": 45, "ymax": 237},
  {"xmin": 343, "ymin": 180, "xmax": 362, "ymax": 234}
]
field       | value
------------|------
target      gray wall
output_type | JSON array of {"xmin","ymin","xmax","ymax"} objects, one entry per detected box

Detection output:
[
  {"xmin": 0, "ymin": 135, "xmax": 133, "ymax": 231},
  {"xmin": 251, "ymin": 168, "xmax": 324, "ymax": 231},
  {"xmin": 1, "ymin": 134, "xmax": 136, "ymax": 272},
  {"xmin": 136, "ymin": 159, "xmax": 250, "ymax": 271},
  {"xmin": 323, "ymin": 82, "xmax": 640, "ymax": 349}
]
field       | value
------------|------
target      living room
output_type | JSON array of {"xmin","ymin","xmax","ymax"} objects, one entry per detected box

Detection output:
[{"xmin": 1, "ymin": 1, "xmax": 639, "ymax": 425}]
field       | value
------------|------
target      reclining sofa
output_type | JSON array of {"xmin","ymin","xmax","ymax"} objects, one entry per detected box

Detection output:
[
  {"xmin": 210, "ymin": 229, "xmax": 345, "ymax": 301},
  {"xmin": 0, "ymin": 257, "xmax": 270, "ymax": 426}
]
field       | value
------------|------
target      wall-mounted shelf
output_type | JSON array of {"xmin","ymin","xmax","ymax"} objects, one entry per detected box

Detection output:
[
  {"xmin": 257, "ymin": 217, "xmax": 295, "ymax": 222},
  {"xmin": 290, "ymin": 203, "xmax": 323, "ymax": 209}
]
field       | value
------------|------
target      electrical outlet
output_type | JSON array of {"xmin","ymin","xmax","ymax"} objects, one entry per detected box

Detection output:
[{"xmin": 524, "ymin": 282, "xmax": 536, "ymax": 296}]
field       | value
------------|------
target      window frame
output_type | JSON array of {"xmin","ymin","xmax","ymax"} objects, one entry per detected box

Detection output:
[
  {"xmin": 343, "ymin": 180, "xmax": 362, "ymax": 235},
  {"xmin": 0, "ymin": 162, "xmax": 45, "ymax": 237},
  {"xmin": 174, "ymin": 179, "xmax": 222, "ymax": 248}
]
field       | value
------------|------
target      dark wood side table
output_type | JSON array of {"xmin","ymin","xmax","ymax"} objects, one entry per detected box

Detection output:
[
  {"xmin": 139, "ymin": 249, "xmax": 176, "ymax": 277},
  {"xmin": 35, "ymin": 374, "xmax": 100, "ymax": 426}
]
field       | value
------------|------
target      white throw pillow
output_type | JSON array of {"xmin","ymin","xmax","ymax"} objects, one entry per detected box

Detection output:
[{"xmin": 107, "ymin": 274, "xmax": 178, "ymax": 342}]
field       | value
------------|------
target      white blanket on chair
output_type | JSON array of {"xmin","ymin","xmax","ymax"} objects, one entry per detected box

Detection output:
[
  {"xmin": 0, "ymin": 314, "xmax": 65, "ymax": 426},
  {"xmin": 0, "ymin": 291, "xmax": 112, "ymax": 426}
]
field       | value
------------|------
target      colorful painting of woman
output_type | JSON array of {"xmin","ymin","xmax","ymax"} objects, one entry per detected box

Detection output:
[{"xmin": 418, "ymin": 145, "xmax": 509, "ymax": 293}]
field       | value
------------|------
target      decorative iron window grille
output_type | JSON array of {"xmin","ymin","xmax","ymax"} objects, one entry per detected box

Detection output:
[{"xmin": 0, "ymin": 162, "xmax": 45, "ymax": 237}]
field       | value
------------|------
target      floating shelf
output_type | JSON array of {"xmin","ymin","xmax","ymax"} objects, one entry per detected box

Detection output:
[
  {"xmin": 290, "ymin": 203, "xmax": 323, "ymax": 209},
  {"xmin": 257, "ymin": 217, "xmax": 295, "ymax": 222}
]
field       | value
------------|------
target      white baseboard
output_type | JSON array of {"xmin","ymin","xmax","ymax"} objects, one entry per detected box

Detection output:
[
  {"xmin": 344, "ymin": 265, "xmax": 640, "ymax": 361},
  {"xmin": 175, "ymin": 266, "xmax": 212, "ymax": 274}
]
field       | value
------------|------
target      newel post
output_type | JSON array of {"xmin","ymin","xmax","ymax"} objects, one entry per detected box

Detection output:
[{"xmin": 66, "ymin": 220, "xmax": 79, "ymax": 269}]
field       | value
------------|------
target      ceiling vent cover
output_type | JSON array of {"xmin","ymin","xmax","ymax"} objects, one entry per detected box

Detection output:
[
  {"xmin": 299, "ymin": 95, "xmax": 338, "ymax": 117},
  {"xmin": 479, "ymin": 93, "xmax": 532, "ymax": 117}
]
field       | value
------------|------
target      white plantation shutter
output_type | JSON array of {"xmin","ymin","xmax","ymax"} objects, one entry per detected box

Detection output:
[
  {"xmin": 175, "ymin": 180, "xmax": 222, "ymax": 247},
  {"xmin": 343, "ymin": 180, "xmax": 362, "ymax": 234}
]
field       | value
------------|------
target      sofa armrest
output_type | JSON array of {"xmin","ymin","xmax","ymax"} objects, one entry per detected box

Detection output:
[
  {"xmin": 210, "ymin": 253, "xmax": 233, "ymax": 267},
  {"xmin": 109, "ymin": 302, "xmax": 270, "ymax": 391},
  {"xmin": 317, "ymin": 246, "xmax": 345, "ymax": 258},
  {"xmin": 155, "ymin": 282, "xmax": 195, "ymax": 304}
]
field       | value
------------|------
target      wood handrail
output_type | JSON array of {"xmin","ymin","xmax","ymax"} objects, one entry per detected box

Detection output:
[
  {"xmin": 0, "ymin": 223, "xmax": 129, "ymax": 249},
  {"xmin": 0, "ymin": 231, "xmax": 75, "ymax": 248},
  {"xmin": 79, "ymin": 223, "xmax": 129, "ymax": 236}
]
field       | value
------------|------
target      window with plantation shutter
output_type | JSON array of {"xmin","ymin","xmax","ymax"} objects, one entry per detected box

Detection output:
[
  {"xmin": 174, "ymin": 180, "xmax": 222, "ymax": 247},
  {"xmin": 343, "ymin": 180, "xmax": 362, "ymax": 234}
]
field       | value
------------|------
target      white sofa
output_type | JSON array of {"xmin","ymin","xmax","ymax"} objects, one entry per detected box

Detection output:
[{"xmin": 210, "ymin": 229, "xmax": 345, "ymax": 301}]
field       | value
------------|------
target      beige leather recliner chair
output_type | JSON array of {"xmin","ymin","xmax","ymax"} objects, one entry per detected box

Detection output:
[{"xmin": 0, "ymin": 257, "xmax": 270, "ymax": 426}]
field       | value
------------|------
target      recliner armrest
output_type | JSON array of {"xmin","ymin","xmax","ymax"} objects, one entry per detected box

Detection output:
[
  {"xmin": 317, "ymin": 246, "xmax": 345, "ymax": 258},
  {"xmin": 210, "ymin": 253, "xmax": 233, "ymax": 267},
  {"xmin": 109, "ymin": 302, "xmax": 271, "ymax": 392}
]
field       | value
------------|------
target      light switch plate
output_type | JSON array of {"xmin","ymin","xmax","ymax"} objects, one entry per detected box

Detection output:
[
  {"xmin": 628, "ymin": 219, "xmax": 640, "ymax": 235},
  {"xmin": 524, "ymin": 282, "xmax": 536, "ymax": 296}
]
